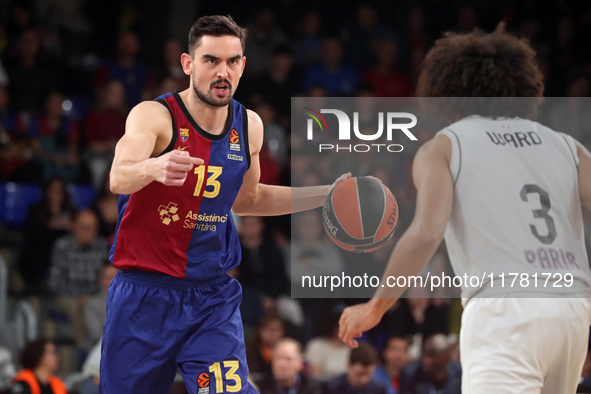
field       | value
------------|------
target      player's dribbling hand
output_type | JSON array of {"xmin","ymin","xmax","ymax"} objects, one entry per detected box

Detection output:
[
  {"xmin": 330, "ymin": 172, "xmax": 352, "ymax": 190},
  {"xmin": 151, "ymin": 150, "xmax": 204, "ymax": 186},
  {"xmin": 338, "ymin": 302, "xmax": 382, "ymax": 348}
]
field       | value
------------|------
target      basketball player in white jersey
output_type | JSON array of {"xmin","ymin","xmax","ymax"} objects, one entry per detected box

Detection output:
[{"xmin": 338, "ymin": 25, "xmax": 591, "ymax": 393}]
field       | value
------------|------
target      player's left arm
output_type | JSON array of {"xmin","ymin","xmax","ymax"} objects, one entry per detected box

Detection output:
[
  {"xmin": 338, "ymin": 134, "xmax": 454, "ymax": 348},
  {"xmin": 232, "ymin": 110, "xmax": 350, "ymax": 216}
]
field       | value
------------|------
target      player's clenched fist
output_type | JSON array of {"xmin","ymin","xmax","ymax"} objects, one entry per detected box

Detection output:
[{"xmin": 149, "ymin": 150, "xmax": 204, "ymax": 186}]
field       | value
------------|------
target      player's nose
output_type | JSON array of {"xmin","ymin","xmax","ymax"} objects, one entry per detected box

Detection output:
[{"xmin": 216, "ymin": 63, "xmax": 229, "ymax": 78}]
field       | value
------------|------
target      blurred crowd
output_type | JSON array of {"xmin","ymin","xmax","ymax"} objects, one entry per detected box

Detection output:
[{"xmin": 1, "ymin": 0, "xmax": 591, "ymax": 393}]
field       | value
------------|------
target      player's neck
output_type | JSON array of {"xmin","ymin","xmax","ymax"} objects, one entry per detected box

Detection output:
[{"xmin": 180, "ymin": 89, "xmax": 229, "ymax": 135}]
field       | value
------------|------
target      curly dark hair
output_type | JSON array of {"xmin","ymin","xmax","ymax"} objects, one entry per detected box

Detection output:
[
  {"xmin": 188, "ymin": 15, "xmax": 247, "ymax": 55},
  {"xmin": 416, "ymin": 23, "xmax": 544, "ymax": 120}
]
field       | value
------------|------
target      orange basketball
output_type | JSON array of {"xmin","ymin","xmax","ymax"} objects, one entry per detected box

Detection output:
[{"xmin": 323, "ymin": 176, "xmax": 398, "ymax": 253}]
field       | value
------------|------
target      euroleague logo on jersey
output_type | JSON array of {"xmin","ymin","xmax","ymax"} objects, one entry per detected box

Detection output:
[
  {"xmin": 197, "ymin": 372, "xmax": 210, "ymax": 393},
  {"xmin": 229, "ymin": 129, "xmax": 241, "ymax": 152}
]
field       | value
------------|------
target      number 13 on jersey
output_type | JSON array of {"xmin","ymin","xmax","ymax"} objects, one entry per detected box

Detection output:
[
  {"xmin": 194, "ymin": 165, "xmax": 223, "ymax": 198},
  {"xmin": 208, "ymin": 360, "xmax": 241, "ymax": 393}
]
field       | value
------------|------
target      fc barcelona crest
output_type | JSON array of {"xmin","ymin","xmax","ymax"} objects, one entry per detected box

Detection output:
[{"xmin": 180, "ymin": 128, "xmax": 189, "ymax": 142}]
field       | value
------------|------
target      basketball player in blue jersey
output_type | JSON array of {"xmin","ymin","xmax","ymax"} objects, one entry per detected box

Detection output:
[
  {"xmin": 339, "ymin": 26, "xmax": 591, "ymax": 393},
  {"xmin": 101, "ymin": 15, "xmax": 349, "ymax": 394}
]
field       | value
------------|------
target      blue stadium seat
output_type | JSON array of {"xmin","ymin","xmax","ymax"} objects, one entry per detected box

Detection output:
[
  {"xmin": 67, "ymin": 184, "xmax": 96, "ymax": 210},
  {"xmin": 0, "ymin": 183, "xmax": 43, "ymax": 228},
  {"xmin": 0, "ymin": 183, "xmax": 97, "ymax": 228}
]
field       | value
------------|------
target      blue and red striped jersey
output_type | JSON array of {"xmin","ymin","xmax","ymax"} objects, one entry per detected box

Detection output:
[{"xmin": 109, "ymin": 92, "xmax": 250, "ymax": 281}]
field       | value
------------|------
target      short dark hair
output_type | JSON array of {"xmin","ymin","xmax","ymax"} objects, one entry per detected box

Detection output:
[
  {"xmin": 417, "ymin": 23, "xmax": 544, "ymax": 119},
  {"xmin": 349, "ymin": 342, "xmax": 379, "ymax": 366},
  {"xmin": 20, "ymin": 339, "xmax": 51, "ymax": 370},
  {"xmin": 188, "ymin": 15, "xmax": 247, "ymax": 55}
]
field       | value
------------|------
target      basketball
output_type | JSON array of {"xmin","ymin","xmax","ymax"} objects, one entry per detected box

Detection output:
[{"xmin": 322, "ymin": 176, "xmax": 398, "ymax": 253}]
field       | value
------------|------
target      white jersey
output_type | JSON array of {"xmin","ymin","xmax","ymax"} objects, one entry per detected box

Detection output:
[{"xmin": 438, "ymin": 116, "xmax": 591, "ymax": 299}]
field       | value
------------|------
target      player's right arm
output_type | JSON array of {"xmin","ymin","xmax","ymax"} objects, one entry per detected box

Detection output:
[
  {"xmin": 576, "ymin": 140, "xmax": 591, "ymax": 210},
  {"xmin": 338, "ymin": 134, "xmax": 454, "ymax": 348},
  {"xmin": 110, "ymin": 101, "xmax": 203, "ymax": 195}
]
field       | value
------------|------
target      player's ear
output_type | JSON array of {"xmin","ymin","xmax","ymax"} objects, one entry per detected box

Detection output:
[
  {"xmin": 240, "ymin": 56, "xmax": 246, "ymax": 77},
  {"xmin": 181, "ymin": 53, "xmax": 193, "ymax": 76}
]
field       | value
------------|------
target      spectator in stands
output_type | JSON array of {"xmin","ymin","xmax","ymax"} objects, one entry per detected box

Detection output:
[
  {"xmin": 83, "ymin": 80, "xmax": 126, "ymax": 190},
  {"xmin": 91, "ymin": 172, "xmax": 119, "ymax": 246},
  {"xmin": 0, "ymin": 83, "xmax": 32, "ymax": 181},
  {"xmin": 78, "ymin": 338, "xmax": 101, "ymax": 394},
  {"xmin": 404, "ymin": 6, "xmax": 432, "ymax": 83},
  {"xmin": 374, "ymin": 336, "xmax": 410, "ymax": 394},
  {"xmin": 246, "ymin": 315, "xmax": 286, "ymax": 379},
  {"xmin": 5, "ymin": 3, "xmax": 36, "ymax": 48},
  {"xmin": 251, "ymin": 102, "xmax": 287, "ymax": 185},
  {"xmin": 256, "ymin": 338, "xmax": 321, "ymax": 394},
  {"xmin": 48, "ymin": 210, "xmax": 109, "ymax": 349},
  {"xmin": 322, "ymin": 342, "xmax": 386, "ymax": 394},
  {"xmin": 147, "ymin": 37, "xmax": 189, "ymax": 98},
  {"xmin": 343, "ymin": 4, "xmax": 399, "ymax": 73},
  {"xmin": 6, "ymin": 28, "xmax": 57, "ymax": 112},
  {"xmin": 227, "ymin": 266, "xmax": 265, "ymax": 338},
  {"xmin": 399, "ymin": 334, "xmax": 461, "ymax": 394},
  {"xmin": 0, "ymin": 346, "xmax": 16, "ymax": 392},
  {"xmin": 288, "ymin": 210, "xmax": 344, "ymax": 294},
  {"xmin": 18, "ymin": 176, "xmax": 76, "ymax": 295},
  {"xmin": 291, "ymin": 11, "xmax": 322, "ymax": 67},
  {"xmin": 83, "ymin": 263, "xmax": 118, "ymax": 347},
  {"xmin": 301, "ymin": 37, "xmax": 360, "ymax": 96},
  {"xmin": 244, "ymin": 8, "xmax": 288, "ymax": 77},
  {"xmin": 247, "ymin": 44, "xmax": 301, "ymax": 124},
  {"xmin": 34, "ymin": 0, "xmax": 92, "ymax": 61},
  {"xmin": 239, "ymin": 216, "xmax": 289, "ymax": 313},
  {"xmin": 28, "ymin": 91, "xmax": 81, "ymax": 183},
  {"xmin": 94, "ymin": 30, "xmax": 148, "ymax": 108},
  {"xmin": 363, "ymin": 39, "xmax": 412, "ymax": 97},
  {"xmin": 306, "ymin": 314, "xmax": 351, "ymax": 381},
  {"xmin": 9, "ymin": 339, "xmax": 67, "ymax": 394}
]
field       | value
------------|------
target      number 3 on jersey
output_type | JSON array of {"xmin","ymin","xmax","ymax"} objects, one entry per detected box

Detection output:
[
  {"xmin": 520, "ymin": 184, "xmax": 557, "ymax": 245},
  {"xmin": 194, "ymin": 165, "xmax": 223, "ymax": 198}
]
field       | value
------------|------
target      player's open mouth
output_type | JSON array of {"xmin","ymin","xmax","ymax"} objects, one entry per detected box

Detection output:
[{"xmin": 213, "ymin": 84, "xmax": 229, "ymax": 95}]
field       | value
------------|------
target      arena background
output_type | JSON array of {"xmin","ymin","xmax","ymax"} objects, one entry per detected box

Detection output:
[{"xmin": 0, "ymin": 0, "xmax": 591, "ymax": 393}]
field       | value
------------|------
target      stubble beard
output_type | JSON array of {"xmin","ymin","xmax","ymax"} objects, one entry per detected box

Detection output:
[{"xmin": 192, "ymin": 78, "xmax": 233, "ymax": 108}]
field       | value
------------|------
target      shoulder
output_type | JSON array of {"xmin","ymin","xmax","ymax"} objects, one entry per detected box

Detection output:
[
  {"xmin": 300, "ymin": 375, "xmax": 322, "ymax": 393},
  {"xmin": 246, "ymin": 109, "xmax": 264, "ymax": 152},
  {"xmin": 54, "ymin": 234, "xmax": 76, "ymax": 249},
  {"xmin": 126, "ymin": 101, "xmax": 172, "ymax": 130},
  {"xmin": 246, "ymin": 109, "xmax": 263, "ymax": 131},
  {"xmin": 323, "ymin": 374, "xmax": 347, "ymax": 389},
  {"xmin": 414, "ymin": 134, "xmax": 452, "ymax": 165},
  {"xmin": 129, "ymin": 100, "xmax": 171, "ymax": 120},
  {"xmin": 400, "ymin": 359, "xmax": 421, "ymax": 377},
  {"xmin": 366, "ymin": 379, "xmax": 388, "ymax": 392},
  {"xmin": 49, "ymin": 375, "xmax": 67, "ymax": 391},
  {"xmin": 373, "ymin": 365, "xmax": 388, "ymax": 380}
]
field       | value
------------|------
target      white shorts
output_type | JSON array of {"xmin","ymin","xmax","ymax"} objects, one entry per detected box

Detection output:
[{"xmin": 460, "ymin": 297, "xmax": 591, "ymax": 394}]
